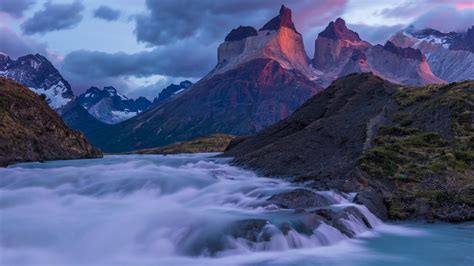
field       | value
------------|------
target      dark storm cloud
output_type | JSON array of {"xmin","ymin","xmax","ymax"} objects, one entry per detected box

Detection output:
[
  {"xmin": 0, "ymin": 27, "xmax": 49, "ymax": 59},
  {"xmin": 0, "ymin": 0, "xmax": 34, "ymax": 17},
  {"xmin": 61, "ymin": 38, "xmax": 216, "ymax": 80},
  {"xmin": 134, "ymin": 0, "xmax": 348, "ymax": 46},
  {"xmin": 21, "ymin": 0, "xmax": 84, "ymax": 35},
  {"xmin": 93, "ymin": 5, "xmax": 121, "ymax": 21}
]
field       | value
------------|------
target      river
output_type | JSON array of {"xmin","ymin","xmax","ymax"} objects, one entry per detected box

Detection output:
[{"xmin": 0, "ymin": 154, "xmax": 472, "ymax": 265}]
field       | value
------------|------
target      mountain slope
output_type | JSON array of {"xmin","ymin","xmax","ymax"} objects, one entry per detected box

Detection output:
[
  {"xmin": 90, "ymin": 5, "xmax": 321, "ymax": 152},
  {"xmin": 312, "ymin": 19, "xmax": 446, "ymax": 86},
  {"xmin": 153, "ymin": 80, "xmax": 193, "ymax": 105},
  {"xmin": 225, "ymin": 73, "xmax": 474, "ymax": 221},
  {"xmin": 389, "ymin": 26, "xmax": 474, "ymax": 82},
  {"xmin": 0, "ymin": 53, "xmax": 74, "ymax": 110},
  {"xmin": 0, "ymin": 77, "xmax": 102, "ymax": 166}
]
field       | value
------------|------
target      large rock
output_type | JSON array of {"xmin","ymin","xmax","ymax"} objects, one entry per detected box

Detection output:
[
  {"xmin": 269, "ymin": 188, "xmax": 330, "ymax": 209},
  {"xmin": 0, "ymin": 78, "xmax": 102, "ymax": 166}
]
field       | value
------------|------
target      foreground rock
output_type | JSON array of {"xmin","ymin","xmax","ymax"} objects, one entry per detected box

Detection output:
[
  {"xmin": 130, "ymin": 134, "xmax": 235, "ymax": 154},
  {"xmin": 0, "ymin": 78, "xmax": 102, "ymax": 166},
  {"xmin": 225, "ymin": 73, "xmax": 474, "ymax": 222}
]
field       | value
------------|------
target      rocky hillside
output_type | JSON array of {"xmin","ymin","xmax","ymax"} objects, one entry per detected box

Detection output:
[
  {"xmin": 0, "ymin": 78, "xmax": 102, "ymax": 166},
  {"xmin": 225, "ymin": 73, "xmax": 473, "ymax": 222},
  {"xmin": 130, "ymin": 134, "xmax": 234, "ymax": 154}
]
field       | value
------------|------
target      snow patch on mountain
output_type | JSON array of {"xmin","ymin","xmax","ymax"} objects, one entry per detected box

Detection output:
[
  {"xmin": 78, "ymin": 86, "xmax": 152, "ymax": 124},
  {"xmin": 0, "ymin": 53, "xmax": 74, "ymax": 110}
]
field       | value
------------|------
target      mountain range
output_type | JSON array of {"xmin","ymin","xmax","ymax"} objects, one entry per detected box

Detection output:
[{"xmin": 0, "ymin": 5, "xmax": 472, "ymax": 152}]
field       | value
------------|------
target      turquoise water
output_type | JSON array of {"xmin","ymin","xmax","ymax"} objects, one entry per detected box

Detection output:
[{"xmin": 0, "ymin": 154, "xmax": 472, "ymax": 266}]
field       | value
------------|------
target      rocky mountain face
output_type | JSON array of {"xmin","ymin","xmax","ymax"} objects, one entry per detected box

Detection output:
[
  {"xmin": 209, "ymin": 5, "xmax": 317, "ymax": 80},
  {"xmin": 78, "ymin": 86, "xmax": 152, "ymax": 124},
  {"xmin": 389, "ymin": 26, "xmax": 474, "ymax": 82},
  {"xmin": 312, "ymin": 19, "xmax": 446, "ymax": 86},
  {"xmin": 90, "ymin": 5, "xmax": 322, "ymax": 152},
  {"xmin": 153, "ymin": 80, "xmax": 193, "ymax": 105},
  {"xmin": 225, "ymin": 73, "xmax": 474, "ymax": 222},
  {"xmin": 0, "ymin": 52, "xmax": 109, "ymax": 140},
  {"xmin": 0, "ymin": 53, "xmax": 74, "ymax": 110},
  {"xmin": 0, "ymin": 77, "xmax": 102, "ymax": 166}
]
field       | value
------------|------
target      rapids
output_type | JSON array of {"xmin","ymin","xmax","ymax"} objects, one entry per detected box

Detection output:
[{"xmin": 0, "ymin": 154, "xmax": 472, "ymax": 266}]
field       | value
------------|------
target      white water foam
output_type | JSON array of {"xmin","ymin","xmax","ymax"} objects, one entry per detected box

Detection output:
[{"xmin": 0, "ymin": 154, "xmax": 397, "ymax": 265}]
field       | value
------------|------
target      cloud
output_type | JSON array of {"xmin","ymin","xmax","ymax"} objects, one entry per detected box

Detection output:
[
  {"xmin": 61, "ymin": 38, "xmax": 214, "ymax": 81},
  {"xmin": 0, "ymin": 27, "xmax": 49, "ymax": 59},
  {"xmin": 410, "ymin": 5, "xmax": 474, "ymax": 32},
  {"xmin": 93, "ymin": 5, "xmax": 121, "ymax": 21},
  {"xmin": 350, "ymin": 24, "xmax": 405, "ymax": 44},
  {"xmin": 134, "ymin": 0, "xmax": 348, "ymax": 46},
  {"xmin": 0, "ymin": 0, "xmax": 34, "ymax": 18},
  {"xmin": 21, "ymin": 0, "xmax": 84, "ymax": 35}
]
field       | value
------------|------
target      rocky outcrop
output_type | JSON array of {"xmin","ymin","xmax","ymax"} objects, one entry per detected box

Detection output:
[
  {"xmin": 312, "ymin": 19, "xmax": 446, "ymax": 86},
  {"xmin": 259, "ymin": 5, "xmax": 297, "ymax": 32},
  {"xmin": 225, "ymin": 73, "xmax": 474, "ymax": 222},
  {"xmin": 0, "ymin": 78, "xmax": 102, "ymax": 166},
  {"xmin": 225, "ymin": 26, "xmax": 258, "ymax": 42},
  {"xmin": 130, "ymin": 134, "xmax": 235, "ymax": 154},
  {"xmin": 268, "ymin": 189, "xmax": 330, "ymax": 209},
  {"xmin": 225, "ymin": 73, "xmax": 399, "ymax": 180},
  {"xmin": 211, "ymin": 5, "xmax": 316, "ymax": 80}
]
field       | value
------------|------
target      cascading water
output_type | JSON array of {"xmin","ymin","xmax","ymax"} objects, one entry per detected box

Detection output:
[{"xmin": 0, "ymin": 154, "xmax": 472, "ymax": 266}]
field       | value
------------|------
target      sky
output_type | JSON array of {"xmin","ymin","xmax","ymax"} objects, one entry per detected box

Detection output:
[{"xmin": 0, "ymin": 0, "xmax": 473, "ymax": 99}]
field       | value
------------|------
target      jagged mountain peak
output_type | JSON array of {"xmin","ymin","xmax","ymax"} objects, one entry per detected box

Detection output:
[
  {"xmin": 78, "ymin": 86, "xmax": 151, "ymax": 124},
  {"xmin": 259, "ymin": 5, "xmax": 297, "ymax": 33},
  {"xmin": 319, "ymin": 17, "xmax": 361, "ymax": 42},
  {"xmin": 0, "ymin": 53, "xmax": 74, "ymax": 110},
  {"xmin": 382, "ymin": 41, "xmax": 424, "ymax": 61},
  {"xmin": 225, "ymin": 26, "xmax": 258, "ymax": 42}
]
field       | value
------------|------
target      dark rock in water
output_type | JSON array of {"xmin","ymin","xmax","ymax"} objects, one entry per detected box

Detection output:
[
  {"xmin": 353, "ymin": 190, "xmax": 388, "ymax": 221},
  {"xmin": 332, "ymin": 206, "xmax": 372, "ymax": 237},
  {"xmin": 269, "ymin": 188, "xmax": 331, "ymax": 209},
  {"xmin": 0, "ymin": 78, "xmax": 102, "ymax": 166},
  {"xmin": 229, "ymin": 219, "xmax": 268, "ymax": 242}
]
